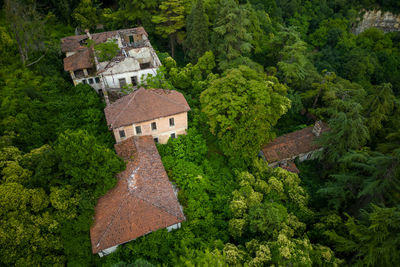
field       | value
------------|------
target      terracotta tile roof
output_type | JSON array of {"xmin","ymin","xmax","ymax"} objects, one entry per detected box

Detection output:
[
  {"xmin": 279, "ymin": 161, "xmax": 300, "ymax": 174},
  {"xmin": 61, "ymin": 27, "xmax": 148, "ymax": 53},
  {"xmin": 63, "ymin": 48, "xmax": 94, "ymax": 71},
  {"xmin": 104, "ymin": 88, "xmax": 191, "ymax": 128},
  {"xmin": 261, "ymin": 123, "xmax": 329, "ymax": 163},
  {"xmin": 90, "ymin": 136, "xmax": 185, "ymax": 254}
]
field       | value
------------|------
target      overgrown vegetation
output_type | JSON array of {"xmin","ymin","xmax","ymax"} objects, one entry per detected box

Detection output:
[{"xmin": 1, "ymin": 0, "xmax": 400, "ymax": 266}]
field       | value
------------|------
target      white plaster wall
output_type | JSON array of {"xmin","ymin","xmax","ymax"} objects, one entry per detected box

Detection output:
[
  {"xmin": 101, "ymin": 68, "xmax": 159, "ymax": 89},
  {"xmin": 167, "ymin": 223, "xmax": 181, "ymax": 232},
  {"xmin": 98, "ymin": 244, "xmax": 119, "ymax": 257}
]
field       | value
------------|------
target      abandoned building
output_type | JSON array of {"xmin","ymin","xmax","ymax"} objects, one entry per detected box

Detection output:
[
  {"xmin": 260, "ymin": 121, "xmax": 328, "ymax": 173},
  {"xmin": 61, "ymin": 27, "xmax": 161, "ymax": 94},
  {"xmin": 104, "ymin": 87, "xmax": 190, "ymax": 144},
  {"xmin": 90, "ymin": 135, "xmax": 185, "ymax": 257}
]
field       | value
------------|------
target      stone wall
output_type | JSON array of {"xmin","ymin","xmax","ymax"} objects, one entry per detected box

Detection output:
[{"xmin": 353, "ymin": 10, "xmax": 400, "ymax": 34}]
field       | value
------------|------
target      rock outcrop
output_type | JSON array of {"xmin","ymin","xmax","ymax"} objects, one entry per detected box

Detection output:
[{"xmin": 353, "ymin": 10, "xmax": 400, "ymax": 34}]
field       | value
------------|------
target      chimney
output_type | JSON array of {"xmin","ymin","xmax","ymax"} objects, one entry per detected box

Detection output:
[
  {"xmin": 312, "ymin": 121, "xmax": 323, "ymax": 137},
  {"xmin": 104, "ymin": 89, "xmax": 110, "ymax": 106},
  {"xmin": 85, "ymin": 29, "xmax": 92, "ymax": 40}
]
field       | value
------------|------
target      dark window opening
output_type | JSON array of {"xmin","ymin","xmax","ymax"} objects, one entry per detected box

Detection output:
[
  {"xmin": 171, "ymin": 133, "xmax": 176, "ymax": 139},
  {"xmin": 151, "ymin": 122, "xmax": 157, "ymax": 130},
  {"xmin": 119, "ymin": 78, "xmax": 126, "ymax": 88},
  {"xmin": 82, "ymin": 79, "xmax": 87, "ymax": 84},
  {"xmin": 135, "ymin": 126, "xmax": 142, "ymax": 135},
  {"xmin": 139, "ymin": 62, "xmax": 151, "ymax": 69},
  {"xmin": 88, "ymin": 78, "xmax": 94, "ymax": 84},
  {"xmin": 119, "ymin": 130, "xmax": 125, "ymax": 138},
  {"xmin": 129, "ymin": 35, "xmax": 134, "ymax": 44},
  {"xmin": 154, "ymin": 137, "xmax": 159, "ymax": 143},
  {"xmin": 169, "ymin": 118, "xmax": 175, "ymax": 127},
  {"xmin": 95, "ymin": 77, "xmax": 100, "ymax": 83},
  {"xmin": 98, "ymin": 89, "xmax": 103, "ymax": 96},
  {"xmin": 131, "ymin": 76, "xmax": 138, "ymax": 86}
]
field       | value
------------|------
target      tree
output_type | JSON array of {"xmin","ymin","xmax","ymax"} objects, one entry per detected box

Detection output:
[
  {"xmin": 318, "ymin": 150, "xmax": 400, "ymax": 210},
  {"xmin": 184, "ymin": 0, "xmax": 209, "ymax": 63},
  {"xmin": 211, "ymin": 0, "xmax": 253, "ymax": 70},
  {"xmin": 72, "ymin": 0, "xmax": 102, "ymax": 31},
  {"xmin": 225, "ymin": 160, "xmax": 340, "ymax": 266},
  {"xmin": 4, "ymin": 0, "xmax": 46, "ymax": 66},
  {"xmin": 152, "ymin": 0, "xmax": 185, "ymax": 58},
  {"xmin": 200, "ymin": 65, "xmax": 291, "ymax": 166},
  {"xmin": 316, "ymin": 101, "xmax": 370, "ymax": 163},
  {"xmin": 365, "ymin": 83, "xmax": 396, "ymax": 136},
  {"xmin": 325, "ymin": 205, "xmax": 400, "ymax": 266}
]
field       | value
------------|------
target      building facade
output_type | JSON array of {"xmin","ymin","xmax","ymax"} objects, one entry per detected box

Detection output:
[{"xmin": 104, "ymin": 88, "xmax": 190, "ymax": 144}]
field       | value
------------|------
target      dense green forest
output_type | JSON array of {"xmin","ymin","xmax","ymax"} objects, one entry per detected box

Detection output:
[{"xmin": 1, "ymin": 0, "xmax": 400, "ymax": 266}]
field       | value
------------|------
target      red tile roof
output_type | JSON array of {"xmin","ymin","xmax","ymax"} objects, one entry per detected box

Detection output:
[
  {"xmin": 90, "ymin": 136, "xmax": 185, "ymax": 254},
  {"xmin": 61, "ymin": 27, "xmax": 148, "ymax": 53},
  {"xmin": 63, "ymin": 48, "xmax": 94, "ymax": 71},
  {"xmin": 280, "ymin": 161, "xmax": 300, "ymax": 174},
  {"xmin": 261, "ymin": 123, "xmax": 329, "ymax": 163},
  {"xmin": 104, "ymin": 88, "xmax": 191, "ymax": 128}
]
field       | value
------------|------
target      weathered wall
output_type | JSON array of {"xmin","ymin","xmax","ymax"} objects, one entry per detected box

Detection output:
[
  {"xmin": 354, "ymin": 10, "xmax": 400, "ymax": 34},
  {"xmin": 113, "ymin": 112, "xmax": 188, "ymax": 144}
]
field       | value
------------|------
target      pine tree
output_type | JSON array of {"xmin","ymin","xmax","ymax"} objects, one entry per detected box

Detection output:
[
  {"xmin": 184, "ymin": 0, "xmax": 209, "ymax": 63},
  {"xmin": 211, "ymin": 0, "xmax": 253, "ymax": 70},
  {"xmin": 152, "ymin": 0, "xmax": 185, "ymax": 58},
  {"xmin": 365, "ymin": 83, "xmax": 396, "ymax": 136},
  {"xmin": 325, "ymin": 205, "xmax": 400, "ymax": 266}
]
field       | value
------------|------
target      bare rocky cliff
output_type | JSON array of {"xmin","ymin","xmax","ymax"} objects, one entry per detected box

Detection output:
[{"xmin": 353, "ymin": 10, "xmax": 400, "ymax": 34}]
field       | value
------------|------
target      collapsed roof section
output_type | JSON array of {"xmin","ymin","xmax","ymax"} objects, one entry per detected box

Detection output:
[{"xmin": 61, "ymin": 27, "xmax": 161, "ymax": 73}]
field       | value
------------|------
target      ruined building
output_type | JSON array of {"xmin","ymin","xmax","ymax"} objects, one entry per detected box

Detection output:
[
  {"xmin": 260, "ymin": 121, "xmax": 329, "ymax": 173},
  {"xmin": 61, "ymin": 27, "xmax": 161, "ymax": 95}
]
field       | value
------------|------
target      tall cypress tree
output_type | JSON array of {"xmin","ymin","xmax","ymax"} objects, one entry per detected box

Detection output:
[
  {"xmin": 152, "ymin": 0, "xmax": 185, "ymax": 58},
  {"xmin": 211, "ymin": 0, "xmax": 252, "ymax": 70},
  {"xmin": 184, "ymin": 0, "xmax": 209, "ymax": 63}
]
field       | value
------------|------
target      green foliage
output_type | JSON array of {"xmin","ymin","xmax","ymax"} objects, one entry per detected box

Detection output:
[
  {"xmin": 94, "ymin": 40, "xmax": 120, "ymax": 62},
  {"xmin": 325, "ymin": 205, "xmax": 400, "ymax": 266},
  {"xmin": 152, "ymin": 0, "xmax": 185, "ymax": 57},
  {"xmin": 211, "ymin": 0, "xmax": 253, "ymax": 70},
  {"xmin": 225, "ymin": 160, "xmax": 340, "ymax": 266},
  {"xmin": 72, "ymin": 0, "xmax": 102, "ymax": 30},
  {"xmin": 184, "ymin": 0, "xmax": 210, "ymax": 63},
  {"xmin": 200, "ymin": 65, "xmax": 291, "ymax": 167}
]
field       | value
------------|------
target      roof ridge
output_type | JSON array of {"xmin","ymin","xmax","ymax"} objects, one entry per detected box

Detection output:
[
  {"xmin": 95, "ymin": 196, "xmax": 129, "ymax": 248},
  {"xmin": 131, "ymin": 191, "xmax": 184, "ymax": 220},
  {"xmin": 149, "ymin": 89, "xmax": 189, "ymax": 110},
  {"xmin": 109, "ymin": 90, "xmax": 140, "ymax": 128}
]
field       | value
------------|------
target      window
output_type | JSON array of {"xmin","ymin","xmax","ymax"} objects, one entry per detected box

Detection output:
[
  {"xmin": 129, "ymin": 35, "xmax": 134, "ymax": 44},
  {"xmin": 131, "ymin": 76, "xmax": 138, "ymax": 86},
  {"xmin": 151, "ymin": 122, "xmax": 157, "ymax": 131},
  {"xmin": 119, "ymin": 78, "xmax": 127, "ymax": 88},
  {"xmin": 171, "ymin": 133, "xmax": 176, "ymax": 139},
  {"xmin": 119, "ymin": 130, "xmax": 125, "ymax": 138},
  {"xmin": 95, "ymin": 77, "xmax": 100, "ymax": 83},
  {"xmin": 88, "ymin": 78, "xmax": 94, "ymax": 84},
  {"xmin": 82, "ymin": 79, "xmax": 87, "ymax": 84},
  {"xmin": 139, "ymin": 62, "xmax": 151, "ymax": 69},
  {"xmin": 135, "ymin": 126, "xmax": 142, "ymax": 135},
  {"xmin": 169, "ymin": 118, "xmax": 175, "ymax": 127},
  {"xmin": 154, "ymin": 137, "xmax": 159, "ymax": 143},
  {"xmin": 98, "ymin": 89, "xmax": 103, "ymax": 96}
]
